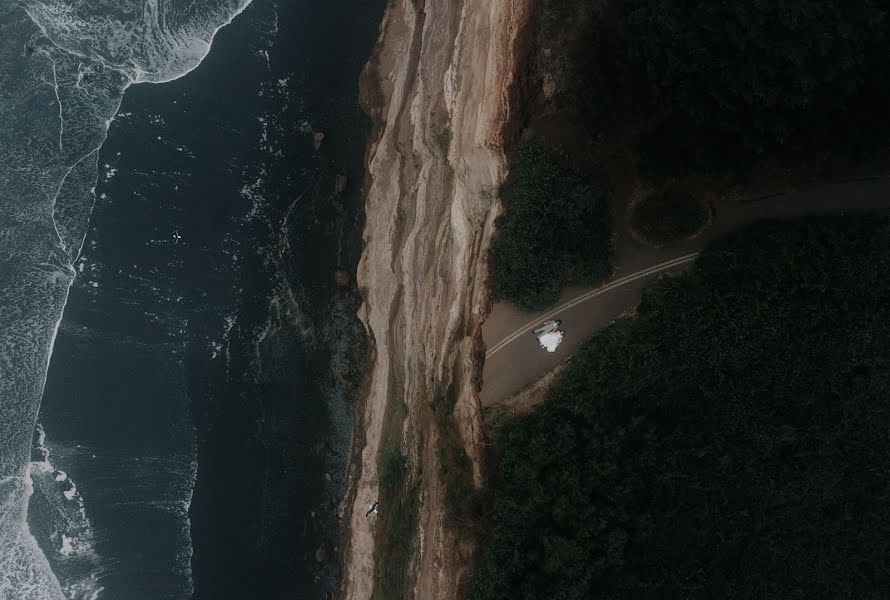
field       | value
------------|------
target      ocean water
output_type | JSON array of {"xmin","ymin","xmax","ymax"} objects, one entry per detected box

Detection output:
[{"xmin": 1, "ymin": 0, "xmax": 384, "ymax": 598}]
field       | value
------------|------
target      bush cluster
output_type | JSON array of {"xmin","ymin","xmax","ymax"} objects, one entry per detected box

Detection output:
[
  {"xmin": 630, "ymin": 188, "xmax": 709, "ymax": 245},
  {"xmin": 488, "ymin": 144, "xmax": 611, "ymax": 311}
]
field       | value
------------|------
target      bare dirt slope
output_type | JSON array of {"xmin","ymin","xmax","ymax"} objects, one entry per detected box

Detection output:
[{"xmin": 338, "ymin": 1, "xmax": 534, "ymax": 598}]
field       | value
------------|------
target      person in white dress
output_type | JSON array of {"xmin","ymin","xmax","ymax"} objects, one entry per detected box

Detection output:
[{"xmin": 533, "ymin": 320, "xmax": 564, "ymax": 352}]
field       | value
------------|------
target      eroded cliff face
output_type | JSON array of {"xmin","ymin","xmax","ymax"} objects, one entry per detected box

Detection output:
[{"xmin": 339, "ymin": 1, "xmax": 534, "ymax": 598}]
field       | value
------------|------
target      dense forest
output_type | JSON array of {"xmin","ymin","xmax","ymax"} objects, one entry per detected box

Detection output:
[
  {"xmin": 488, "ymin": 144, "xmax": 611, "ymax": 311},
  {"xmin": 625, "ymin": 0, "xmax": 890, "ymax": 173},
  {"xmin": 473, "ymin": 216, "xmax": 890, "ymax": 599}
]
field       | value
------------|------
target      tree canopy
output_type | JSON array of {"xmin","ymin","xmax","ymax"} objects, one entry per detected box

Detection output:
[
  {"xmin": 626, "ymin": 0, "xmax": 890, "ymax": 162},
  {"xmin": 473, "ymin": 216, "xmax": 890, "ymax": 599},
  {"xmin": 630, "ymin": 188, "xmax": 709, "ymax": 245},
  {"xmin": 488, "ymin": 144, "xmax": 611, "ymax": 311}
]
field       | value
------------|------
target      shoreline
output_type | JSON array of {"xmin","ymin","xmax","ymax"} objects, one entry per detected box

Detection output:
[
  {"xmin": 33, "ymin": 1, "xmax": 388, "ymax": 597},
  {"xmin": 338, "ymin": 2, "xmax": 536, "ymax": 597}
]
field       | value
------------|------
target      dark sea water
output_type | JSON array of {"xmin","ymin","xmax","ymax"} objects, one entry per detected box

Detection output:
[{"xmin": 3, "ymin": 1, "xmax": 384, "ymax": 598}]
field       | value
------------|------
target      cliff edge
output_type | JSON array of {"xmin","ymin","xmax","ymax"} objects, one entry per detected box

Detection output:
[{"xmin": 339, "ymin": 1, "xmax": 534, "ymax": 598}]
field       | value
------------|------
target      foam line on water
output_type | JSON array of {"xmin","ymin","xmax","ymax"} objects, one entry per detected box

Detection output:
[
  {"xmin": 7, "ymin": 2, "xmax": 256, "ymax": 596},
  {"xmin": 12, "ymin": 282, "xmax": 75, "ymax": 599},
  {"xmin": 27, "ymin": 426, "xmax": 105, "ymax": 599},
  {"xmin": 47, "ymin": 54, "xmax": 64, "ymax": 152}
]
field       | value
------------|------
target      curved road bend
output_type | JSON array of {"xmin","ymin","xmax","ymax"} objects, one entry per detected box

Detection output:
[{"xmin": 481, "ymin": 176, "xmax": 890, "ymax": 405}]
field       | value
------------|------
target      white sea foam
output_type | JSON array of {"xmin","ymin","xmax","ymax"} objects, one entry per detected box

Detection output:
[
  {"xmin": 62, "ymin": 485, "xmax": 76, "ymax": 501},
  {"xmin": 25, "ymin": 0, "xmax": 254, "ymax": 87},
  {"xmin": 59, "ymin": 535, "xmax": 74, "ymax": 557},
  {"xmin": 23, "ymin": 426, "xmax": 103, "ymax": 598},
  {"xmin": 0, "ymin": 0, "xmax": 254, "ymax": 597},
  {"xmin": 0, "ymin": 469, "xmax": 67, "ymax": 600}
]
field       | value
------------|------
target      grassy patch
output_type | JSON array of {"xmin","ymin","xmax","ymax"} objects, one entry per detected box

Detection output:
[
  {"xmin": 373, "ymin": 444, "xmax": 417, "ymax": 600},
  {"xmin": 373, "ymin": 485, "xmax": 417, "ymax": 599},
  {"xmin": 430, "ymin": 384, "xmax": 487, "ymax": 529},
  {"xmin": 372, "ymin": 384, "xmax": 415, "ymax": 600},
  {"xmin": 378, "ymin": 446, "xmax": 407, "ymax": 490},
  {"xmin": 430, "ymin": 384, "xmax": 457, "ymax": 419}
]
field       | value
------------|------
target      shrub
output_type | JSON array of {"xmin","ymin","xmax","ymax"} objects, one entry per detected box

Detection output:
[
  {"xmin": 429, "ymin": 385, "xmax": 487, "ymax": 528},
  {"xmin": 378, "ymin": 446, "xmax": 407, "ymax": 489},
  {"xmin": 630, "ymin": 188, "xmax": 709, "ymax": 245},
  {"xmin": 375, "ymin": 445, "xmax": 416, "ymax": 598},
  {"xmin": 489, "ymin": 144, "xmax": 611, "ymax": 311}
]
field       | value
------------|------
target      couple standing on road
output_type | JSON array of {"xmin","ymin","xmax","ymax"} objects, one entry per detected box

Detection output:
[{"xmin": 534, "ymin": 320, "xmax": 564, "ymax": 352}]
